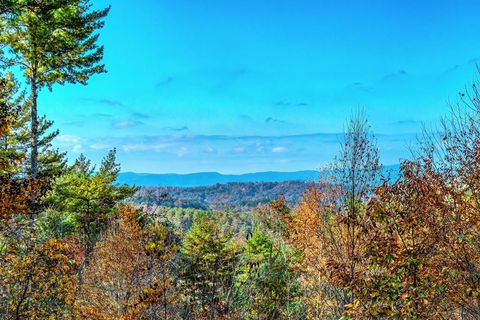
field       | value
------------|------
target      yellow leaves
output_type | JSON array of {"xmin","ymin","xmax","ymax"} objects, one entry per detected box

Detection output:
[
  {"xmin": 75, "ymin": 205, "xmax": 177, "ymax": 319},
  {"xmin": 0, "ymin": 236, "xmax": 77, "ymax": 319},
  {"xmin": 279, "ymin": 183, "xmax": 362, "ymax": 318},
  {"xmin": 400, "ymin": 292, "xmax": 410, "ymax": 300}
]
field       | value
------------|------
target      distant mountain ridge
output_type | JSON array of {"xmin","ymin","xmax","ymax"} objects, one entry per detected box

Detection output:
[
  {"xmin": 117, "ymin": 170, "xmax": 319, "ymax": 187},
  {"xmin": 118, "ymin": 164, "xmax": 400, "ymax": 187}
]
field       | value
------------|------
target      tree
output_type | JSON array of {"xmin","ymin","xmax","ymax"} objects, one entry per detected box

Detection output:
[
  {"xmin": 257, "ymin": 195, "xmax": 293, "ymax": 238},
  {"xmin": 264, "ymin": 113, "xmax": 380, "ymax": 318},
  {"xmin": 46, "ymin": 149, "xmax": 136, "ymax": 274},
  {"xmin": 0, "ymin": 238, "xmax": 77, "ymax": 319},
  {"xmin": 178, "ymin": 212, "xmax": 241, "ymax": 319},
  {"xmin": 316, "ymin": 111, "xmax": 381, "ymax": 315},
  {"xmin": 351, "ymin": 161, "xmax": 452, "ymax": 319},
  {"xmin": 288, "ymin": 183, "xmax": 349, "ymax": 318},
  {"xmin": 0, "ymin": 72, "xmax": 76, "ymax": 319},
  {"xmin": 75, "ymin": 205, "xmax": 179, "ymax": 320},
  {"xmin": 415, "ymin": 72, "xmax": 480, "ymax": 318},
  {"xmin": 0, "ymin": 0, "xmax": 109, "ymax": 175},
  {"xmin": 332, "ymin": 111, "xmax": 380, "ymax": 301},
  {"xmin": 0, "ymin": 1, "xmax": 15, "ymax": 15},
  {"xmin": 235, "ymin": 225, "xmax": 303, "ymax": 319},
  {"xmin": 143, "ymin": 211, "xmax": 181, "ymax": 319},
  {"xmin": 0, "ymin": 74, "xmax": 65, "ymax": 177},
  {"xmin": 0, "ymin": 73, "xmax": 51, "ymax": 221}
]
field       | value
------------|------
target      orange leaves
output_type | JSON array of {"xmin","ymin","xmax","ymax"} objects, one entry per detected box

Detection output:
[
  {"xmin": 267, "ymin": 183, "xmax": 351, "ymax": 319},
  {"xmin": 75, "ymin": 205, "xmax": 147, "ymax": 318},
  {"xmin": 0, "ymin": 86, "xmax": 52, "ymax": 222},
  {"xmin": 75, "ymin": 205, "xmax": 177, "ymax": 319},
  {"xmin": 351, "ymin": 162, "xmax": 451, "ymax": 318},
  {"xmin": 0, "ymin": 238, "xmax": 77, "ymax": 319},
  {"xmin": 276, "ymin": 153, "xmax": 466, "ymax": 318},
  {"xmin": 0, "ymin": 175, "xmax": 51, "ymax": 221}
]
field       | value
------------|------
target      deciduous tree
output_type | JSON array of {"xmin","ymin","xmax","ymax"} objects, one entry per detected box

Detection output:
[{"xmin": 76, "ymin": 205, "xmax": 178, "ymax": 320}]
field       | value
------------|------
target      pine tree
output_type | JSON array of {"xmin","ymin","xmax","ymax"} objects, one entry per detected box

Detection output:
[
  {"xmin": 235, "ymin": 225, "xmax": 303, "ymax": 319},
  {"xmin": 178, "ymin": 212, "xmax": 241, "ymax": 319},
  {"xmin": 0, "ymin": 73, "xmax": 23, "ymax": 176},
  {"xmin": 0, "ymin": 73, "xmax": 75, "ymax": 319},
  {"xmin": 0, "ymin": 85, "xmax": 66, "ymax": 177},
  {"xmin": 46, "ymin": 149, "xmax": 136, "ymax": 272},
  {"xmin": 0, "ymin": 73, "xmax": 52, "ymax": 220},
  {"xmin": 0, "ymin": 0, "xmax": 109, "ymax": 175}
]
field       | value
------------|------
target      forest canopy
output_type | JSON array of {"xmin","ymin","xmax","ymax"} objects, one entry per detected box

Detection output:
[{"xmin": 1, "ymin": 1, "xmax": 480, "ymax": 319}]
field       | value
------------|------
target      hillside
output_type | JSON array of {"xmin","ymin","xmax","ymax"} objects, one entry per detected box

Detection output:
[{"xmin": 132, "ymin": 180, "xmax": 314, "ymax": 211}]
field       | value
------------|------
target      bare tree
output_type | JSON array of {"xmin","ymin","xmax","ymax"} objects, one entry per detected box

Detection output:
[{"xmin": 330, "ymin": 110, "xmax": 381, "ymax": 308}]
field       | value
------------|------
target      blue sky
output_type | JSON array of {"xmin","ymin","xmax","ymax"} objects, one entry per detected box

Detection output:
[{"xmin": 41, "ymin": 0, "xmax": 480, "ymax": 173}]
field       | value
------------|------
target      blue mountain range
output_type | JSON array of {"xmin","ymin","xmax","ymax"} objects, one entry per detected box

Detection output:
[{"xmin": 118, "ymin": 164, "xmax": 400, "ymax": 187}]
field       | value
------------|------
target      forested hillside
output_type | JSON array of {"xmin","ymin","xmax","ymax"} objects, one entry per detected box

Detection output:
[
  {"xmin": 1, "ymin": 1, "xmax": 480, "ymax": 320},
  {"xmin": 133, "ymin": 180, "xmax": 313, "ymax": 211}
]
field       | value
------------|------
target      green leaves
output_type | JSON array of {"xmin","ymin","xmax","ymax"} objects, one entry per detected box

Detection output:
[
  {"xmin": 178, "ymin": 212, "xmax": 240, "ymax": 318},
  {"xmin": 0, "ymin": 0, "xmax": 109, "ymax": 89},
  {"xmin": 46, "ymin": 149, "xmax": 135, "ymax": 256},
  {"xmin": 235, "ymin": 225, "xmax": 303, "ymax": 319}
]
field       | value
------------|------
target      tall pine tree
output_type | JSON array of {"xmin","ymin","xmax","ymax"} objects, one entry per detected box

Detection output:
[{"xmin": 0, "ymin": 0, "xmax": 109, "ymax": 175}]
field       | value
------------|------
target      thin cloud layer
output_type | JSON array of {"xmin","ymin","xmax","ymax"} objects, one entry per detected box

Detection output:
[{"xmin": 53, "ymin": 131, "xmax": 415, "ymax": 173}]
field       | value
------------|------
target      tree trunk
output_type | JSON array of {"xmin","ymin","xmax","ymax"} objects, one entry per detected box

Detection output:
[{"xmin": 30, "ymin": 78, "xmax": 38, "ymax": 176}]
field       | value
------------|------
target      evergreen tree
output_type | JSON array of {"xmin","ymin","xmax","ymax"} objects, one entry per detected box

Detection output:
[
  {"xmin": 235, "ymin": 226, "xmax": 303, "ymax": 319},
  {"xmin": 0, "ymin": 0, "xmax": 109, "ymax": 175},
  {"xmin": 178, "ymin": 212, "xmax": 241, "ymax": 319},
  {"xmin": 0, "ymin": 73, "xmax": 52, "ymax": 219},
  {"xmin": 0, "ymin": 1, "xmax": 14, "ymax": 14},
  {"xmin": 0, "ymin": 73, "xmax": 23, "ymax": 176},
  {"xmin": 0, "ymin": 88, "xmax": 66, "ymax": 177},
  {"xmin": 0, "ymin": 74, "xmax": 75, "ymax": 319},
  {"xmin": 46, "ymin": 149, "xmax": 135, "ymax": 269}
]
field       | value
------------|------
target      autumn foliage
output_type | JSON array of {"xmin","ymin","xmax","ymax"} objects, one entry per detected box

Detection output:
[
  {"xmin": 3, "ymin": 2, "xmax": 480, "ymax": 319},
  {"xmin": 75, "ymin": 205, "xmax": 178, "ymax": 319},
  {"xmin": 3, "ymin": 73, "xmax": 480, "ymax": 319},
  {"xmin": 264, "ymin": 93, "xmax": 480, "ymax": 319}
]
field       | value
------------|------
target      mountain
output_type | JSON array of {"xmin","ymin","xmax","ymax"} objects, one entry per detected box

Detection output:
[
  {"xmin": 118, "ymin": 164, "xmax": 400, "ymax": 187},
  {"xmin": 117, "ymin": 170, "xmax": 319, "ymax": 187}
]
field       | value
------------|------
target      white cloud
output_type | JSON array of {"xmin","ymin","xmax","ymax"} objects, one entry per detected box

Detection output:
[
  {"xmin": 122, "ymin": 143, "xmax": 169, "ymax": 153},
  {"xmin": 72, "ymin": 144, "xmax": 83, "ymax": 153},
  {"xmin": 56, "ymin": 135, "xmax": 84, "ymax": 153},
  {"xmin": 272, "ymin": 146, "xmax": 288, "ymax": 153},
  {"xmin": 89, "ymin": 143, "xmax": 110, "ymax": 150},
  {"xmin": 205, "ymin": 146, "xmax": 216, "ymax": 153},
  {"xmin": 57, "ymin": 134, "xmax": 82, "ymax": 144}
]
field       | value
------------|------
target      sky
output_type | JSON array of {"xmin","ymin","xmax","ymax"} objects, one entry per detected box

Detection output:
[{"xmin": 40, "ymin": 0, "xmax": 480, "ymax": 173}]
